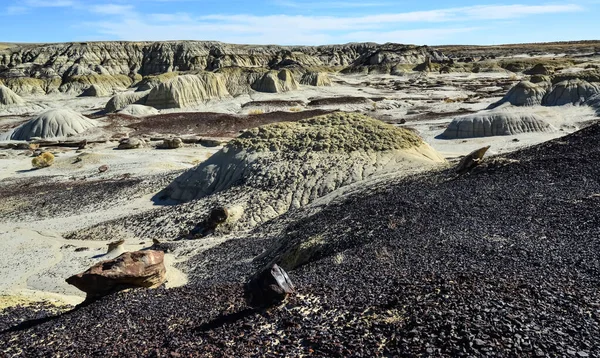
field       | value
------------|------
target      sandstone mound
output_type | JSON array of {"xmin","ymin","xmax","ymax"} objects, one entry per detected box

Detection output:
[
  {"xmin": 440, "ymin": 109, "xmax": 553, "ymax": 139},
  {"xmin": 0, "ymin": 85, "xmax": 25, "ymax": 107},
  {"xmin": 488, "ymin": 81, "xmax": 546, "ymax": 109},
  {"xmin": 80, "ymin": 84, "xmax": 111, "ymax": 97},
  {"xmin": 252, "ymin": 69, "xmax": 299, "ymax": 93},
  {"xmin": 525, "ymin": 63, "xmax": 553, "ymax": 75},
  {"xmin": 216, "ymin": 67, "xmax": 266, "ymax": 96},
  {"xmin": 60, "ymin": 74, "xmax": 133, "ymax": 96},
  {"xmin": 145, "ymin": 73, "xmax": 230, "ymax": 109},
  {"xmin": 157, "ymin": 113, "xmax": 445, "ymax": 229},
  {"xmin": 118, "ymin": 104, "xmax": 159, "ymax": 117},
  {"xmin": 8, "ymin": 109, "xmax": 97, "ymax": 140},
  {"xmin": 300, "ymin": 72, "xmax": 332, "ymax": 86},
  {"xmin": 105, "ymin": 91, "xmax": 150, "ymax": 113},
  {"xmin": 542, "ymin": 79, "xmax": 600, "ymax": 106}
]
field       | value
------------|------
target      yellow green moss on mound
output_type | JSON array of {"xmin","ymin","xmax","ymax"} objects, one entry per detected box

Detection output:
[{"xmin": 230, "ymin": 112, "xmax": 423, "ymax": 153}]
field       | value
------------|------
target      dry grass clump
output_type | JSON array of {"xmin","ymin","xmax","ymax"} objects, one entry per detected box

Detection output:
[
  {"xmin": 248, "ymin": 109, "xmax": 265, "ymax": 115},
  {"xmin": 230, "ymin": 112, "xmax": 423, "ymax": 153},
  {"xmin": 289, "ymin": 107, "xmax": 302, "ymax": 112},
  {"xmin": 32, "ymin": 152, "xmax": 55, "ymax": 168}
]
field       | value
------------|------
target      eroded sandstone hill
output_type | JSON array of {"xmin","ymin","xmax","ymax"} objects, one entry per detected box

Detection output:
[{"xmin": 0, "ymin": 41, "xmax": 447, "ymax": 94}]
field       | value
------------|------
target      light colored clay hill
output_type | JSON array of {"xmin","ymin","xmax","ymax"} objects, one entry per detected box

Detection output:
[
  {"xmin": 158, "ymin": 112, "xmax": 445, "ymax": 229},
  {"xmin": 251, "ymin": 70, "xmax": 300, "ymax": 93},
  {"xmin": 440, "ymin": 109, "xmax": 554, "ymax": 139},
  {"xmin": 118, "ymin": 104, "xmax": 159, "ymax": 117},
  {"xmin": 105, "ymin": 91, "xmax": 150, "ymax": 113},
  {"xmin": 542, "ymin": 79, "xmax": 600, "ymax": 106},
  {"xmin": 300, "ymin": 72, "xmax": 332, "ymax": 87},
  {"xmin": 0, "ymin": 85, "xmax": 25, "ymax": 107},
  {"xmin": 489, "ymin": 81, "xmax": 547, "ymax": 108},
  {"xmin": 145, "ymin": 73, "xmax": 230, "ymax": 109},
  {"xmin": 5, "ymin": 108, "xmax": 97, "ymax": 140}
]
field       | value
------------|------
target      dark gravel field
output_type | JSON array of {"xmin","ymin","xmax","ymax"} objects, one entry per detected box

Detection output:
[{"xmin": 2, "ymin": 123, "xmax": 600, "ymax": 357}]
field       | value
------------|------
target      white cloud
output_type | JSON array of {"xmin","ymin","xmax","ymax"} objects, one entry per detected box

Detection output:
[
  {"xmin": 78, "ymin": 3, "xmax": 583, "ymax": 45},
  {"xmin": 90, "ymin": 4, "xmax": 134, "ymax": 15}
]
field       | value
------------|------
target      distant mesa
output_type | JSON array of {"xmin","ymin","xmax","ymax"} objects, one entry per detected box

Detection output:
[{"xmin": 4, "ymin": 108, "xmax": 97, "ymax": 141}]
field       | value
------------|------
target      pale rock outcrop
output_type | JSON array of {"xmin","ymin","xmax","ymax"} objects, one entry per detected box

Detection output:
[
  {"xmin": 6, "ymin": 108, "xmax": 97, "ymax": 140},
  {"xmin": 0, "ymin": 85, "xmax": 25, "ymax": 107},
  {"xmin": 158, "ymin": 113, "xmax": 445, "ymax": 229},
  {"xmin": 66, "ymin": 250, "xmax": 166, "ymax": 301},
  {"xmin": 117, "ymin": 104, "xmax": 159, "ymax": 117},
  {"xmin": 0, "ymin": 42, "xmax": 446, "ymax": 79},
  {"xmin": 118, "ymin": 137, "xmax": 144, "ymax": 149},
  {"xmin": 216, "ymin": 67, "xmax": 267, "ymax": 96},
  {"xmin": 105, "ymin": 91, "xmax": 150, "ymax": 113},
  {"xmin": 145, "ymin": 73, "xmax": 230, "ymax": 109},
  {"xmin": 542, "ymin": 79, "xmax": 600, "ymax": 106},
  {"xmin": 59, "ymin": 74, "xmax": 133, "ymax": 96},
  {"xmin": 440, "ymin": 109, "xmax": 553, "ymax": 139},
  {"xmin": 300, "ymin": 72, "xmax": 332, "ymax": 86},
  {"xmin": 488, "ymin": 81, "xmax": 547, "ymax": 109},
  {"xmin": 80, "ymin": 84, "xmax": 111, "ymax": 97},
  {"xmin": 587, "ymin": 93, "xmax": 600, "ymax": 115},
  {"xmin": 252, "ymin": 69, "xmax": 299, "ymax": 93}
]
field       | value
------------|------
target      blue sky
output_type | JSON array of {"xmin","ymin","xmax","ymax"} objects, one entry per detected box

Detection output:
[{"xmin": 0, "ymin": 0, "xmax": 597, "ymax": 45}]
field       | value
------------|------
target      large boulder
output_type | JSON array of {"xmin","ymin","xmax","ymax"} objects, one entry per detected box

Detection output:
[
  {"xmin": 542, "ymin": 79, "xmax": 600, "ymax": 106},
  {"xmin": 440, "ymin": 109, "xmax": 553, "ymax": 139},
  {"xmin": 300, "ymin": 72, "xmax": 332, "ymax": 87},
  {"xmin": 488, "ymin": 81, "xmax": 547, "ymax": 109},
  {"xmin": 145, "ymin": 73, "xmax": 230, "ymax": 109},
  {"xmin": 6, "ymin": 109, "xmax": 97, "ymax": 140},
  {"xmin": 66, "ymin": 250, "xmax": 166, "ymax": 301},
  {"xmin": 0, "ymin": 85, "xmax": 25, "ymax": 107},
  {"xmin": 252, "ymin": 69, "xmax": 299, "ymax": 93},
  {"xmin": 245, "ymin": 264, "xmax": 295, "ymax": 307}
]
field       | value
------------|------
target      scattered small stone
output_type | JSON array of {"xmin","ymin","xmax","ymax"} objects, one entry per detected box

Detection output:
[{"xmin": 98, "ymin": 164, "xmax": 108, "ymax": 173}]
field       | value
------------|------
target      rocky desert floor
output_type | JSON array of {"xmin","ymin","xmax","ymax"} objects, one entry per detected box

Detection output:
[{"xmin": 1, "ymin": 40, "xmax": 600, "ymax": 356}]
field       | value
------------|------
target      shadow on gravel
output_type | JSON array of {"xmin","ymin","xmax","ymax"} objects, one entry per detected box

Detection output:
[
  {"xmin": 1, "ymin": 310, "xmax": 73, "ymax": 334},
  {"xmin": 194, "ymin": 308, "xmax": 257, "ymax": 333}
]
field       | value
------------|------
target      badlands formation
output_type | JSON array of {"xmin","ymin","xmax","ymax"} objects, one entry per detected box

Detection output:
[{"xmin": 1, "ymin": 40, "xmax": 600, "ymax": 356}]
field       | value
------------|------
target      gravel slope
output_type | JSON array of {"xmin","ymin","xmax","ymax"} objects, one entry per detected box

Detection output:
[{"xmin": 2, "ymin": 123, "xmax": 600, "ymax": 357}]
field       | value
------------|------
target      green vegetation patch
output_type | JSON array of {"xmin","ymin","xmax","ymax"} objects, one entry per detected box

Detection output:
[{"xmin": 230, "ymin": 112, "xmax": 423, "ymax": 153}]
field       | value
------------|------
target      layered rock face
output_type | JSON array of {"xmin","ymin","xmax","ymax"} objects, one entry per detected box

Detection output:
[
  {"xmin": 0, "ymin": 41, "xmax": 447, "ymax": 95},
  {"xmin": 145, "ymin": 73, "xmax": 230, "ymax": 109}
]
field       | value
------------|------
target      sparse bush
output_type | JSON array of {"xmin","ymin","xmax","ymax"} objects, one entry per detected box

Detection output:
[
  {"xmin": 248, "ymin": 109, "xmax": 264, "ymax": 115},
  {"xmin": 32, "ymin": 152, "xmax": 54, "ymax": 168},
  {"xmin": 289, "ymin": 107, "xmax": 302, "ymax": 112}
]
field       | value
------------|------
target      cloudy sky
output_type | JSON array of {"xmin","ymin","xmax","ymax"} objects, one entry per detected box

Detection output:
[{"xmin": 0, "ymin": 0, "xmax": 596, "ymax": 45}]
